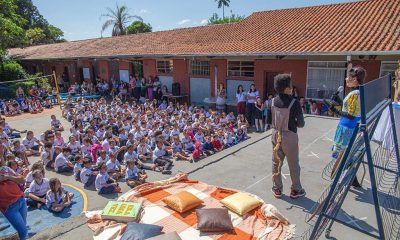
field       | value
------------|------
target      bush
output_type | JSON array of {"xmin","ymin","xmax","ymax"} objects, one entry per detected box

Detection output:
[
  {"xmin": 7, "ymin": 80, "xmax": 36, "ymax": 94},
  {"xmin": 0, "ymin": 60, "xmax": 28, "ymax": 82}
]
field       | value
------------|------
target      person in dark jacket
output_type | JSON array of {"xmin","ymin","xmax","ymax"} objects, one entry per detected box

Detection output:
[{"xmin": 267, "ymin": 74, "xmax": 305, "ymax": 199}]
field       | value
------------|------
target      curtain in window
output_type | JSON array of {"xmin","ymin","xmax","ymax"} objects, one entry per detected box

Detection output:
[{"xmin": 307, "ymin": 68, "xmax": 345, "ymax": 99}]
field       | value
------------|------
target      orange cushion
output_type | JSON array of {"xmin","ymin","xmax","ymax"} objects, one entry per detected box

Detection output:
[{"xmin": 162, "ymin": 191, "xmax": 203, "ymax": 213}]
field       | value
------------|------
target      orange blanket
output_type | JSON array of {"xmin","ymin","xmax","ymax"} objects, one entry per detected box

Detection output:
[{"xmin": 86, "ymin": 173, "xmax": 295, "ymax": 240}]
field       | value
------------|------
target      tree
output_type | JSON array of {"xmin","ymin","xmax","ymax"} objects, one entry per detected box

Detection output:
[
  {"xmin": 0, "ymin": 0, "xmax": 26, "ymax": 49},
  {"xmin": 208, "ymin": 12, "xmax": 244, "ymax": 25},
  {"xmin": 101, "ymin": 4, "xmax": 142, "ymax": 36},
  {"xmin": 25, "ymin": 27, "xmax": 45, "ymax": 45},
  {"xmin": 45, "ymin": 25, "xmax": 65, "ymax": 43},
  {"xmin": 215, "ymin": 0, "xmax": 230, "ymax": 19},
  {"xmin": 127, "ymin": 21, "xmax": 152, "ymax": 34}
]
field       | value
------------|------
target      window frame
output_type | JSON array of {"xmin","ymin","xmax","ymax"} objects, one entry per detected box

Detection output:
[
  {"xmin": 190, "ymin": 60, "xmax": 211, "ymax": 76},
  {"xmin": 227, "ymin": 61, "xmax": 255, "ymax": 77},
  {"xmin": 306, "ymin": 61, "xmax": 347, "ymax": 100},
  {"xmin": 379, "ymin": 61, "xmax": 398, "ymax": 78},
  {"xmin": 156, "ymin": 60, "xmax": 174, "ymax": 74}
]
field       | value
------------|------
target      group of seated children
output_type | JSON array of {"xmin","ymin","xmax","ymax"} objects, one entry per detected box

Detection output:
[
  {"xmin": 1, "ymin": 85, "xmax": 58, "ymax": 117},
  {"xmin": 1, "ymin": 96, "xmax": 252, "ymax": 203},
  {"xmin": 43, "ymin": 97, "xmax": 249, "ymax": 193}
]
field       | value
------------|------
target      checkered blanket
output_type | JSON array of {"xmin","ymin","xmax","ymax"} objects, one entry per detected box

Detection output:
[{"xmin": 86, "ymin": 173, "xmax": 295, "ymax": 240}]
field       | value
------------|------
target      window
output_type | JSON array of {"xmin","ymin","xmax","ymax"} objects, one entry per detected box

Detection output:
[
  {"xmin": 228, "ymin": 61, "xmax": 254, "ymax": 77},
  {"xmin": 380, "ymin": 61, "xmax": 398, "ymax": 78},
  {"xmin": 156, "ymin": 60, "xmax": 173, "ymax": 74},
  {"xmin": 306, "ymin": 61, "xmax": 346, "ymax": 99},
  {"xmin": 191, "ymin": 60, "xmax": 210, "ymax": 75}
]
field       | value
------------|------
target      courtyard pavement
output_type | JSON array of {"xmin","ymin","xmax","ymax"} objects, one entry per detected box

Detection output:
[{"xmin": 5, "ymin": 109, "xmax": 379, "ymax": 240}]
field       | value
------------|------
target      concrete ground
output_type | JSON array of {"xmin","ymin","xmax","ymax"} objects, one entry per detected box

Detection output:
[{"xmin": 5, "ymin": 109, "xmax": 381, "ymax": 240}]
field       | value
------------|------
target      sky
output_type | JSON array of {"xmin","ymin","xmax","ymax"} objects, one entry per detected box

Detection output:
[{"xmin": 32, "ymin": 0, "xmax": 354, "ymax": 41}]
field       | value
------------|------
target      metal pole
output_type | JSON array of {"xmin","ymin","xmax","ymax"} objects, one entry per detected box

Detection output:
[
  {"xmin": 359, "ymin": 84, "xmax": 385, "ymax": 239},
  {"xmin": 309, "ymin": 126, "xmax": 359, "ymax": 239},
  {"xmin": 52, "ymin": 71, "xmax": 62, "ymax": 109}
]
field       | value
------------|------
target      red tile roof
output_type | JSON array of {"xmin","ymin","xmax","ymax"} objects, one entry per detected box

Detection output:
[{"xmin": 8, "ymin": 0, "xmax": 400, "ymax": 60}]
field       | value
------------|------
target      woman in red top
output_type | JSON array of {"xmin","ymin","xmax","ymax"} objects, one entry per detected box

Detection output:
[{"xmin": 0, "ymin": 151, "xmax": 27, "ymax": 240}]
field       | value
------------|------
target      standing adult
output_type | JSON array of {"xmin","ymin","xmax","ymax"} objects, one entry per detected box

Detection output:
[
  {"xmin": 325, "ymin": 65, "xmax": 366, "ymax": 188},
  {"xmin": 0, "ymin": 151, "xmax": 28, "ymax": 240},
  {"xmin": 267, "ymin": 74, "xmax": 305, "ymax": 199},
  {"xmin": 134, "ymin": 75, "xmax": 141, "ymax": 100},
  {"xmin": 147, "ymin": 77, "xmax": 154, "ymax": 101},
  {"xmin": 153, "ymin": 76, "xmax": 161, "ymax": 98},
  {"xmin": 62, "ymin": 72, "xmax": 69, "ymax": 89},
  {"xmin": 140, "ymin": 78, "xmax": 147, "ymax": 99},
  {"xmin": 236, "ymin": 85, "xmax": 246, "ymax": 115},
  {"xmin": 129, "ymin": 75, "xmax": 136, "ymax": 98},
  {"xmin": 246, "ymin": 84, "xmax": 259, "ymax": 126},
  {"xmin": 216, "ymin": 83, "xmax": 226, "ymax": 112}
]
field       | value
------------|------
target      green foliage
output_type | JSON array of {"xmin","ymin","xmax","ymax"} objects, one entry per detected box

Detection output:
[
  {"xmin": 7, "ymin": 80, "xmax": 35, "ymax": 94},
  {"xmin": 127, "ymin": 21, "xmax": 152, "ymax": 34},
  {"xmin": 45, "ymin": 25, "xmax": 65, "ymax": 43},
  {"xmin": 25, "ymin": 27, "xmax": 46, "ymax": 45},
  {"xmin": 0, "ymin": 0, "xmax": 27, "ymax": 49},
  {"xmin": 0, "ymin": 0, "xmax": 65, "ymax": 49},
  {"xmin": 208, "ymin": 13, "xmax": 244, "ymax": 25},
  {"xmin": 0, "ymin": 60, "xmax": 27, "ymax": 82},
  {"xmin": 101, "ymin": 4, "xmax": 143, "ymax": 36}
]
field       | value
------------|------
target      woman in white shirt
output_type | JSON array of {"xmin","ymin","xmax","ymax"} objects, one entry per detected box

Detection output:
[
  {"xmin": 236, "ymin": 85, "xmax": 246, "ymax": 115},
  {"xmin": 246, "ymin": 84, "xmax": 259, "ymax": 126},
  {"xmin": 216, "ymin": 83, "xmax": 226, "ymax": 112}
]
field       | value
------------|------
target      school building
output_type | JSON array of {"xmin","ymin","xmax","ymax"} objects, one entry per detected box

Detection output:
[{"xmin": 8, "ymin": 0, "xmax": 400, "ymax": 105}]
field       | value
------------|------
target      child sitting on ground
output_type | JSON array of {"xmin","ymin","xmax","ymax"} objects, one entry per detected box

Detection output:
[
  {"xmin": 73, "ymin": 155, "xmax": 83, "ymax": 181},
  {"xmin": 22, "ymin": 131, "xmax": 41, "ymax": 156},
  {"xmin": 152, "ymin": 140, "xmax": 172, "ymax": 174},
  {"xmin": 26, "ymin": 170, "xmax": 50, "ymax": 208},
  {"xmin": 41, "ymin": 143, "xmax": 54, "ymax": 169},
  {"xmin": 80, "ymin": 158, "xmax": 98, "ymax": 187},
  {"xmin": 54, "ymin": 131, "xmax": 65, "ymax": 147},
  {"xmin": 46, "ymin": 177, "xmax": 74, "ymax": 213},
  {"xmin": 211, "ymin": 134, "xmax": 224, "ymax": 152},
  {"xmin": 125, "ymin": 160, "xmax": 147, "ymax": 188},
  {"xmin": 106, "ymin": 152, "xmax": 123, "ymax": 180},
  {"xmin": 51, "ymin": 115, "xmax": 64, "ymax": 132},
  {"xmin": 95, "ymin": 162, "xmax": 119, "ymax": 194},
  {"xmin": 55, "ymin": 147, "xmax": 74, "ymax": 173},
  {"xmin": 171, "ymin": 136, "xmax": 192, "ymax": 162},
  {"xmin": 192, "ymin": 141, "xmax": 203, "ymax": 161},
  {"xmin": 25, "ymin": 162, "xmax": 45, "ymax": 189},
  {"xmin": 202, "ymin": 136, "xmax": 214, "ymax": 156}
]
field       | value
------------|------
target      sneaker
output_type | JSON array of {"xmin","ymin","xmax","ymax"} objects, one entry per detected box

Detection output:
[
  {"xmin": 271, "ymin": 188, "xmax": 282, "ymax": 199},
  {"xmin": 290, "ymin": 189, "xmax": 306, "ymax": 199}
]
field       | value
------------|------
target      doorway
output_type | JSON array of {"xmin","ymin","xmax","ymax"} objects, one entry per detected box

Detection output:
[
  {"xmin": 265, "ymin": 71, "xmax": 280, "ymax": 96},
  {"xmin": 131, "ymin": 60, "xmax": 143, "ymax": 79}
]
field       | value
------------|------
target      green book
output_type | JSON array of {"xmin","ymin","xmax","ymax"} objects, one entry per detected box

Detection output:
[{"xmin": 101, "ymin": 201, "xmax": 142, "ymax": 222}]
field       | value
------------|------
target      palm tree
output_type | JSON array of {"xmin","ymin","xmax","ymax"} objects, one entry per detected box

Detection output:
[
  {"xmin": 100, "ymin": 4, "xmax": 142, "ymax": 37},
  {"xmin": 215, "ymin": 0, "xmax": 230, "ymax": 18}
]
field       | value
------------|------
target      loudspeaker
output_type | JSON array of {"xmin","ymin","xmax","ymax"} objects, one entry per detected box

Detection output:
[{"xmin": 172, "ymin": 82, "xmax": 180, "ymax": 96}]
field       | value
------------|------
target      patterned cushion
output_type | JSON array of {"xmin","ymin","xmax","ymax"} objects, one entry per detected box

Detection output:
[
  {"xmin": 196, "ymin": 208, "xmax": 234, "ymax": 232},
  {"xmin": 146, "ymin": 231, "xmax": 182, "ymax": 240},
  {"xmin": 220, "ymin": 192, "xmax": 262, "ymax": 216},
  {"xmin": 162, "ymin": 191, "xmax": 203, "ymax": 213},
  {"xmin": 120, "ymin": 222, "xmax": 163, "ymax": 240}
]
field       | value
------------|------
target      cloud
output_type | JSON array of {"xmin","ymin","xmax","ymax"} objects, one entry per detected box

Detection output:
[
  {"xmin": 139, "ymin": 9, "xmax": 147, "ymax": 14},
  {"xmin": 200, "ymin": 19, "xmax": 208, "ymax": 25},
  {"xmin": 177, "ymin": 19, "xmax": 191, "ymax": 25}
]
